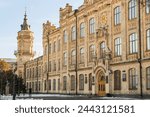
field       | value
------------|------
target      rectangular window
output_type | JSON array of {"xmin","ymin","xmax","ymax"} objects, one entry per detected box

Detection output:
[
  {"xmin": 80, "ymin": 23, "xmax": 85, "ymax": 38},
  {"xmin": 57, "ymin": 40, "xmax": 60, "ymax": 51},
  {"xmin": 115, "ymin": 37, "xmax": 122, "ymax": 56},
  {"xmin": 63, "ymin": 30, "xmax": 67, "ymax": 43},
  {"xmin": 71, "ymin": 26, "xmax": 76, "ymax": 40},
  {"xmin": 147, "ymin": 29, "xmax": 150, "ymax": 50},
  {"xmin": 114, "ymin": 6, "xmax": 121, "ymax": 25},
  {"xmin": 53, "ymin": 79, "xmax": 56, "ymax": 91},
  {"xmin": 89, "ymin": 18, "xmax": 95, "ymax": 34},
  {"xmin": 146, "ymin": 67, "xmax": 150, "ymax": 89},
  {"xmin": 129, "ymin": 33, "xmax": 138, "ymax": 54},
  {"xmin": 129, "ymin": 0, "xmax": 137, "ymax": 20},
  {"xmin": 146, "ymin": 0, "xmax": 150, "ymax": 14},
  {"xmin": 49, "ymin": 80, "xmax": 51, "ymax": 90}
]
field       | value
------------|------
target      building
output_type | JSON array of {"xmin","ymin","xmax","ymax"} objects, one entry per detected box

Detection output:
[{"xmin": 16, "ymin": 0, "xmax": 150, "ymax": 97}]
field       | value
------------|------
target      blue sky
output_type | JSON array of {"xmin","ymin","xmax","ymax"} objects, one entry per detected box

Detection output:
[{"xmin": 0, "ymin": 0, "xmax": 83, "ymax": 58}]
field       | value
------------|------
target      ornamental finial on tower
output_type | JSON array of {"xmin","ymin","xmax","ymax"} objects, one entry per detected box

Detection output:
[{"xmin": 21, "ymin": 8, "xmax": 30, "ymax": 30}]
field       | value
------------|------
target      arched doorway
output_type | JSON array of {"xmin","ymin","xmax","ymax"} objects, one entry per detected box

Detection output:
[{"xmin": 97, "ymin": 70, "xmax": 106, "ymax": 96}]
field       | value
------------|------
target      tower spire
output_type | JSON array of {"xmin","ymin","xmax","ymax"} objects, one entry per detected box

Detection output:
[{"xmin": 21, "ymin": 9, "xmax": 30, "ymax": 30}]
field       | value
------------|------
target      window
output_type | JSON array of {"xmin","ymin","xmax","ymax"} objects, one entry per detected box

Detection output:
[
  {"xmin": 58, "ymin": 79, "xmax": 60, "ymax": 91},
  {"xmin": 49, "ymin": 61, "xmax": 51, "ymax": 72},
  {"xmin": 129, "ymin": 33, "xmax": 138, "ymax": 54},
  {"xmin": 39, "ymin": 66, "xmax": 41, "ymax": 77},
  {"xmin": 146, "ymin": 67, "xmax": 150, "ymax": 89},
  {"xmin": 89, "ymin": 18, "xmax": 95, "ymax": 34},
  {"xmin": 63, "ymin": 52, "xmax": 67, "ymax": 66},
  {"xmin": 71, "ymin": 26, "xmax": 76, "ymax": 40},
  {"xmin": 71, "ymin": 50, "xmax": 76, "ymax": 65},
  {"xmin": 80, "ymin": 48, "xmax": 84, "ymax": 63},
  {"xmin": 58, "ymin": 40, "xmax": 60, "ymax": 51},
  {"xmin": 146, "ymin": 0, "xmax": 150, "ymax": 14},
  {"xmin": 44, "ymin": 45, "xmax": 48, "ymax": 55},
  {"xmin": 89, "ymin": 73, "xmax": 92, "ymax": 91},
  {"xmin": 115, "ymin": 38, "xmax": 122, "ymax": 56},
  {"xmin": 147, "ymin": 29, "xmax": 150, "ymax": 50},
  {"xmin": 79, "ymin": 74, "xmax": 84, "ymax": 90},
  {"xmin": 114, "ymin": 6, "xmax": 121, "ymax": 25},
  {"xmin": 63, "ymin": 30, "xmax": 67, "ymax": 43},
  {"xmin": 53, "ymin": 79, "xmax": 56, "ymax": 91},
  {"xmin": 49, "ymin": 80, "xmax": 51, "ymax": 90},
  {"xmin": 53, "ymin": 60, "xmax": 56, "ymax": 71},
  {"xmin": 32, "ymin": 68, "xmax": 34, "ymax": 78},
  {"xmin": 53, "ymin": 41, "xmax": 56, "ymax": 52},
  {"xmin": 80, "ymin": 23, "xmax": 85, "ymax": 38},
  {"xmin": 100, "ymin": 42, "xmax": 105, "ymax": 58},
  {"xmin": 129, "ymin": 68, "xmax": 138, "ymax": 90},
  {"xmin": 44, "ymin": 62, "xmax": 47, "ymax": 72},
  {"xmin": 49, "ymin": 43, "xmax": 51, "ymax": 54},
  {"xmin": 89, "ymin": 45, "xmax": 95, "ymax": 61},
  {"xmin": 44, "ymin": 80, "xmax": 47, "ymax": 91},
  {"xmin": 114, "ymin": 70, "xmax": 121, "ymax": 90},
  {"xmin": 38, "ymin": 81, "xmax": 40, "ymax": 91},
  {"xmin": 63, "ymin": 76, "xmax": 67, "ymax": 90},
  {"xmin": 71, "ymin": 75, "xmax": 75, "ymax": 90},
  {"xmin": 58, "ymin": 59, "xmax": 60, "ymax": 71},
  {"xmin": 129, "ymin": 0, "xmax": 137, "ymax": 20}
]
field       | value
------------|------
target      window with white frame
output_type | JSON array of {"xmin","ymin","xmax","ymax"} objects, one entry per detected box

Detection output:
[
  {"xmin": 80, "ymin": 48, "xmax": 84, "ymax": 63},
  {"xmin": 100, "ymin": 42, "xmax": 105, "ymax": 58},
  {"xmin": 115, "ymin": 37, "xmax": 122, "ymax": 56},
  {"xmin": 89, "ymin": 45, "xmax": 95, "ymax": 61},
  {"xmin": 71, "ymin": 50, "xmax": 76, "ymax": 65},
  {"xmin": 114, "ymin": 6, "xmax": 121, "ymax": 25},
  {"xmin": 146, "ymin": 0, "xmax": 150, "ymax": 14},
  {"xmin": 71, "ymin": 26, "xmax": 76, "ymax": 40},
  {"xmin": 129, "ymin": 0, "xmax": 137, "ymax": 20},
  {"xmin": 129, "ymin": 33, "xmax": 138, "ymax": 54},
  {"xmin": 63, "ymin": 30, "xmax": 67, "ymax": 43},
  {"xmin": 147, "ymin": 29, "xmax": 150, "ymax": 50},
  {"xmin": 89, "ymin": 18, "xmax": 95, "ymax": 34},
  {"xmin": 80, "ymin": 22, "xmax": 85, "ymax": 38}
]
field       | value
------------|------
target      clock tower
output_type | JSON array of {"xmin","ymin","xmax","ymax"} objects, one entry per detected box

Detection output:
[{"xmin": 15, "ymin": 12, "xmax": 34, "ymax": 78}]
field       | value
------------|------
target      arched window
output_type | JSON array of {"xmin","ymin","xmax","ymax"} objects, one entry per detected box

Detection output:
[
  {"xmin": 71, "ymin": 75, "xmax": 75, "ymax": 90},
  {"xmin": 129, "ymin": 33, "xmax": 138, "ymax": 54},
  {"xmin": 146, "ymin": 67, "xmax": 150, "ymax": 89},
  {"xmin": 129, "ymin": 0, "xmax": 137, "ymax": 20},
  {"xmin": 89, "ymin": 73, "xmax": 92, "ymax": 91},
  {"xmin": 80, "ymin": 22, "xmax": 85, "ymax": 38},
  {"xmin": 89, "ymin": 18, "xmax": 95, "ymax": 34},
  {"xmin": 79, "ymin": 74, "xmax": 84, "ymax": 90},
  {"xmin": 71, "ymin": 26, "xmax": 76, "ymax": 40},
  {"xmin": 129, "ymin": 68, "xmax": 138, "ymax": 90},
  {"xmin": 100, "ymin": 42, "xmax": 105, "ymax": 58},
  {"xmin": 89, "ymin": 45, "xmax": 95, "ymax": 61},
  {"xmin": 63, "ymin": 76, "xmax": 67, "ymax": 90},
  {"xmin": 71, "ymin": 50, "xmax": 76, "ymax": 65},
  {"xmin": 80, "ymin": 48, "xmax": 84, "ymax": 63},
  {"xmin": 114, "ymin": 70, "xmax": 121, "ymax": 90}
]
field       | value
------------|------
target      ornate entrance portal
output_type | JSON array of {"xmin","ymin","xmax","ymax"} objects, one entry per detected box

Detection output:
[{"xmin": 97, "ymin": 70, "xmax": 106, "ymax": 96}]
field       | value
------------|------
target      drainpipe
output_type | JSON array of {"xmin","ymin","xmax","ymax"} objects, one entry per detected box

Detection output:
[
  {"xmin": 47, "ymin": 32, "xmax": 50, "ymax": 94},
  {"xmin": 75, "ymin": 9, "xmax": 78, "ymax": 95},
  {"xmin": 138, "ymin": 0, "xmax": 143, "ymax": 98}
]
